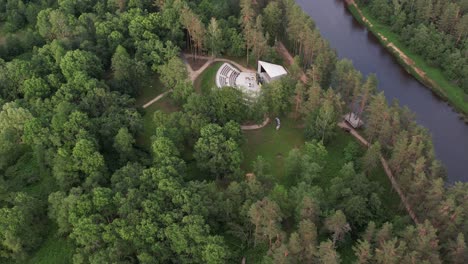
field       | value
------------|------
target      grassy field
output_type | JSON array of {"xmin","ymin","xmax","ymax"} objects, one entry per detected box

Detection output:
[
  {"xmin": 24, "ymin": 157, "xmax": 73, "ymax": 264},
  {"xmin": 27, "ymin": 225, "xmax": 73, "ymax": 264},
  {"xmin": 136, "ymin": 95, "xmax": 180, "ymax": 150},
  {"xmin": 134, "ymin": 74, "xmax": 166, "ymax": 107},
  {"xmin": 194, "ymin": 61, "xmax": 223, "ymax": 94},
  {"xmin": 242, "ymin": 116, "xmax": 305, "ymax": 185},
  {"xmin": 347, "ymin": 4, "xmax": 468, "ymax": 116}
]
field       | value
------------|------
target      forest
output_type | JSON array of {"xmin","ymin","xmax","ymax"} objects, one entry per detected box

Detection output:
[
  {"xmin": 357, "ymin": 0, "xmax": 468, "ymax": 93},
  {"xmin": 0, "ymin": 0, "xmax": 467, "ymax": 263}
]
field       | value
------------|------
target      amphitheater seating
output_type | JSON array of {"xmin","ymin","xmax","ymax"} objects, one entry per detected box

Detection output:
[{"xmin": 217, "ymin": 63, "xmax": 240, "ymax": 88}]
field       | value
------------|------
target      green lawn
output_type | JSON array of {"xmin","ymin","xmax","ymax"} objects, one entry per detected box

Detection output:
[
  {"xmin": 348, "ymin": 4, "xmax": 468, "ymax": 115},
  {"xmin": 27, "ymin": 225, "xmax": 73, "ymax": 264},
  {"xmin": 136, "ymin": 95, "xmax": 180, "ymax": 150},
  {"xmin": 24, "ymin": 156, "xmax": 73, "ymax": 264},
  {"xmin": 134, "ymin": 74, "xmax": 166, "ymax": 107},
  {"xmin": 242, "ymin": 116, "xmax": 305, "ymax": 186},
  {"xmin": 194, "ymin": 61, "xmax": 222, "ymax": 94}
]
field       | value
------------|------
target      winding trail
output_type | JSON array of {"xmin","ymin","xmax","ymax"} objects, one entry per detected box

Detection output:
[
  {"xmin": 240, "ymin": 118, "xmax": 271, "ymax": 131},
  {"xmin": 183, "ymin": 53, "xmax": 255, "ymax": 81}
]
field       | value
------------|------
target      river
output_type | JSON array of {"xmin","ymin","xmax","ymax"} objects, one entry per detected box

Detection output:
[{"xmin": 295, "ymin": 0, "xmax": 468, "ymax": 183}]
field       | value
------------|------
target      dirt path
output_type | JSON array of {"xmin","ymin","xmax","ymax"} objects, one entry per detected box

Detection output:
[
  {"xmin": 338, "ymin": 121, "xmax": 420, "ymax": 224},
  {"xmin": 183, "ymin": 54, "xmax": 254, "ymax": 81},
  {"xmin": 276, "ymin": 42, "xmax": 308, "ymax": 83},
  {"xmin": 142, "ymin": 90, "xmax": 172, "ymax": 109},
  {"xmin": 241, "ymin": 117, "xmax": 270, "ymax": 130}
]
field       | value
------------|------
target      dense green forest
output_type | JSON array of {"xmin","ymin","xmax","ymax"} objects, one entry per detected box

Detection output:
[
  {"xmin": 0, "ymin": 0, "xmax": 467, "ymax": 263},
  {"xmin": 357, "ymin": 0, "xmax": 468, "ymax": 93}
]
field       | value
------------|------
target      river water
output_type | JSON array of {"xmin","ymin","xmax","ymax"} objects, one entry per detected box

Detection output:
[{"xmin": 295, "ymin": 0, "xmax": 468, "ymax": 183}]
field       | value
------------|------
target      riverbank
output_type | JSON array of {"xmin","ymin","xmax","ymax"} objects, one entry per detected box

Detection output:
[{"xmin": 345, "ymin": 0, "xmax": 468, "ymax": 122}]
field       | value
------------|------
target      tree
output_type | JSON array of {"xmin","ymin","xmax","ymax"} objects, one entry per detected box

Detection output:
[
  {"xmin": 353, "ymin": 239, "xmax": 373, "ymax": 264},
  {"xmin": 206, "ymin": 17, "xmax": 223, "ymax": 56},
  {"xmin": 113, "ymin": 127, "xmax": 135, "ymax": 162},
  {"xmin": 263, "ymin": 1, "xmax": 282, "ymax": 44},
  {"xmin": 72, "ymin": 138, "xmax": 106, "ymax": 186},
  {"xmin": 185, "ymin": 87, "xmax": 247, "ymax": 124},
  {"xmin": 111, "ymin": 45, "xmax": 145, "ymax": 95},
  {"xmin": 60, "ymin": 50, "xmax": 103, "ymax": 81},
  {"xmin": 0, "ymin": 192, "xmax": 44, "ymax": 262},
  {"xmin": 304, "ymin": 93, "xmax": 340, "ymax": 143},
  {"xmin": 415, "ymin": 0, "xmax": 433, "ymax": 24},
  {"xmin": 240, "ymin": 0, "xmax": 255, "ymax": 64},
  {"xmin": 358, "ymin": 74, "xmax": 377, "ymax": 118},
  {"xmin": 325, "ymin": 210, "xmax": 351, "ymax": 247},
  {"xmin": 158, "ymin": 56, "xmax": 192, "ymax": 103},
  {"xmin": 21, "ymin": 76, "xmax": 51, "ymax": 100},
  {"xmin": 317, "ymin": 240, "xmax": 341, "ymax": 264},
  {"xmin": 249, "ymin": 198, "xmax": 283, "ymax": 248},
  {"xmin": 158, "ymin": 56, "xmax": 188, "ymax": 89},
  {"xmin": 447, "ymin": 233, "xmax": 467, "ymax": 264},
  {"xmin": 151, "ymin": 135, "xmax": 185, "ymax": 172},
  {"xmin": 365, "ymin": 92, "xmax": 389, "ymax": 143},
  {"xmin": 194, "ymin": 123, "xmax": 242, "ymax": 178},
  {"xmin": 252, "ymin": 15, "xmax": 269, "ymax": 61},
  {"xmin": 369, "ymin": 0, "xmax": 392, "ymax": 24},
  {"xmin": 181, "ymin": 6, "xmax": 205, "ymax": 58},
  {"xmin": 297, "ymin": 219, "xmax": 319, "ymax": 262},
  {"xmin": 54, "ymin": 167, "xmax": 229, "ymax": 263},
  {"xmin": 36, "ymin": 8, "xmax": 76, "ymax": 41},
  {"xmin": 438, "ymin": 3, "xmax": 460, "ymax": 35},
  {"xmin": 284, "ymin": 148, "xmax": 303, "ymax": 184},
  {"xmin": 331, "ymin": 59, "xmax": 362, "ymax": 111},
  {"xmin": 362, "ymin": 142, "xmax": 381, "ymax": 174},
  {"xmin": 455, "ymin": 14, "xmax": 468, "ymax": 44},
  {"xmin": 0, "ymin": 102, "xmax": 33, "ymax": 141}
]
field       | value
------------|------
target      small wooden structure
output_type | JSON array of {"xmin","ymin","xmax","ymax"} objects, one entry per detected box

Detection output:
[{"xmin": 344, "ymin": 112, "xmax": 364, "ymax": 128}]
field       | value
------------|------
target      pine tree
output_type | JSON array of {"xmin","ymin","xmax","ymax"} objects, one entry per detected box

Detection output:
[
  {"xmin": 438, "ymin": 2, "xmax": 460, "ymax": 35},
  {"xmin": 249, "ymin": 198, "xmax": 283, "ymax": 248},
  {"xmin": 353, "ymin": 239, "xmax": 373, "ymax": 264},
  {"xmin": 317, "ymin": 240, "xmax": 341, "ymax": 264},
  {"xmin": 207, "ymin": 18, "xmax": 223, "ymax": 57},
  {"xmin": 362, "ymin": 142, "xmax": 381, "ymax": 174},
  {"xmin": 325, "ymin": 210, "xmax": 351, "ymax": 247}
]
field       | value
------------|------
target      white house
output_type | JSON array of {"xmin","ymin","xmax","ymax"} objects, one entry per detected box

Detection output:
[{"xmin": 257, "ymin": 61, "xmax": 288, "ymax": 83}]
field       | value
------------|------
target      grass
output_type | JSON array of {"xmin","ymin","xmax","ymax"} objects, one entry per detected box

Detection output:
[
  {"xmin": 22, "ymin": 153, "xmax": 73, "ymax": 264},
  {"xmin": 242, "ymin": 116, "xmax": 305, "ymax": 186},
  {"xmin": 134, "ymin": 74, "xmax": 166, "ymax": 107},
  {"xmin": 347, "ymin": 4, "xmax": 468, "ymax": 116},
  {"xmin": 27, "ymin": 225, "xmax": 73, "ymax": 264},
  {"xmin": 136, "ymin": 95, "xmax": 180, "ymax": 150},
  {"xmin": 194, "ymin": 61, "xmax": 223, "ymax": 94}
]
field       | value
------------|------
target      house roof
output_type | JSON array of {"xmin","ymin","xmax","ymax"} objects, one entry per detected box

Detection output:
[{"xmin": 258, "ymin": 61, "xmax": 288, "ymax": 78}]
